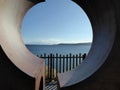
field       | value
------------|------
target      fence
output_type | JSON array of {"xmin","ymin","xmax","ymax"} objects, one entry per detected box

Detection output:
[{"xmin": 37, "ymin": 53, "xmax": 86, "ymax": 82}]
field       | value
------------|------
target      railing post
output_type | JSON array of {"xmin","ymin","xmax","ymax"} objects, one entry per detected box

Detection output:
[
  {"xmin": 43, "ymin": 53, "xmax": 47, "ymax": 81},
  {"xmin": 52, "ymin": 54, "xmax": 55, "ymax": 80},
  {"xmin": 66, "ymin": 54, "xmax": 68, "ymax": 71},
  {"xmin": 40, "ymin": 54, "xmax": 43, "ymax": 58},
  {"xmin": 63, "ymin": 55, "xmax": 65, "ymax": 72},
  {"xmin": 79, "ymin": 53, "xmax": 82, "ymax": 64},
  {"xmin": 73, "ymin": 55, "xmax": 75, "ymax": 69},
  {"xmin": 59, "ymin": 54, "xmax": 62, "ymax": 73},
  {"xmin": 76, "ymin": 54, "xmax": 78, "ymax": 67},
  {"xmin": 69, "ymin": 53, "xmax": 72, "ymax": 70},
  {"xmin": 49, "ymin": 53, "xmax": 52, "ymax": 82},
  {"xmin": 47, "ymin": 55, "xmax": 50, "ymax": 82},
  {"xmin": 56, "ymin": 53, "xmax": 58, "ymax": 78},
  {"xmin": 82, "ymin": 53, "xmax": 86, "ymax": 60}
]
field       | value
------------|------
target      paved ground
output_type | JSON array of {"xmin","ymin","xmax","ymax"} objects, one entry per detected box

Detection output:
[{"xmin": 45, "ymin": 81, "xmax": 58, "ymax": 90}]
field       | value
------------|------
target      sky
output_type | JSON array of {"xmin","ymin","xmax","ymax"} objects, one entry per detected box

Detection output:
[{"xmin": 21, "ymin": 0, "xmax": 93, "ymax": 45}]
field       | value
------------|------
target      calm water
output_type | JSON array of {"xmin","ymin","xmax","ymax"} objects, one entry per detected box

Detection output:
[
  {"xmin": 26, "ymin": 44, "xmax": 92, "ymax": 77},
  {"xmin": 26, "ymin": 43, "xmax": 91, "ymax": 56}
]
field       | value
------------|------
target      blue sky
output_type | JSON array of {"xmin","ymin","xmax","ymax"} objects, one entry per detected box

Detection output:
[{"xmin": 21, "ymin": 0, "xmax": 93, "ymax": 45}]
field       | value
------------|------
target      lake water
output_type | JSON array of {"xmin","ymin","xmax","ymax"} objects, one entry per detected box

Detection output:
[
  {"xmin": 26, "ymin": 43, "xmax": 91, "ymax": 56},
  {"xmin": 26, "ymin": 44, "xmax": 92, "ymax": 76}
]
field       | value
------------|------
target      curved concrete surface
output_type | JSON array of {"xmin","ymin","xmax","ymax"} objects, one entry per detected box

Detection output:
[
  {"xmin": 58, "ymin": 0, "xmax": 120, "ymax": 90},
  {"xmin": 0, "ymin": 0, "xmax": 45, "ymax": 90},
  {"xmin": 0, "ymin": 0, "xmax": 120, "ymax": 90},
  {"xmin": 58, "ymin": 0, "xmax": 117, "ymax": 88}
]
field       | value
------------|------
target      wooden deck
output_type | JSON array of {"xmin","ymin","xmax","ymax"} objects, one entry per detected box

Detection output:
[{"xmin": 45, "ymin": 81, "xmax": 58, "ymax": 90}]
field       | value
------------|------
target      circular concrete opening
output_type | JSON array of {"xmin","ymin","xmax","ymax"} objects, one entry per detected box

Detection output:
[
  {"xmin": 0, "ymin": 0, "xmax": 117, "ymax": 89},
  {"xmin": 21, "ymin": 1, "xmax": 93, "ymax": 84}
]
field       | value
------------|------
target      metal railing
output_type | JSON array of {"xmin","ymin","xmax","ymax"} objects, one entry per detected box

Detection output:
[{"xmin": 37, "ymin": 53, "xmax": 86, "ymax": 82}]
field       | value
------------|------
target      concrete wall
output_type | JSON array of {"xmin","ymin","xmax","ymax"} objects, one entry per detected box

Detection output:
[
  {"xmin": 0, "ymin": 0, "xmax": 120, "ymax": 90},
  {"xmin": 0, "ymin": 0, "xmax": 44, "ymax": 90},
  {"xmin": 60, "ymin": 0, "xmax": 120, "ymax": 90},
  {"xmin": 0, "ymin": 46, "xmax": 35, "ymax": 90}
]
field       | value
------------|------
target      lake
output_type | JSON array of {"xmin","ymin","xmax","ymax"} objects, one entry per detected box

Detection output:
[
  {"xmin": 26, "ymin": 43, "xmax": 91, "ymax": 56},
  {"xmin": 26, "ymin": 43, "xmax": 92, "ymax": 79}
]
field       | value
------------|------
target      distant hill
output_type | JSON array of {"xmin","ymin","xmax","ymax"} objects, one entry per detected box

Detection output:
[
  {"xmin": 57, "ymin": 42, "xmax": 92, "ymax": 45},
  {"xmin": 25, "ymin": 42, "xmax": 92, "ymax": 46}
]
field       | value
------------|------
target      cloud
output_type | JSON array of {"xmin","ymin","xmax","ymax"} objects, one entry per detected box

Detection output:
[
  {"xmin": 24, "ymin": 38, "xmax": 62, "ymax": 45},
  {"xmin": 36, "ymin": 39, "xmax": 62, "ymax": 45},
  {"xmin": 23, "ymin": 38, "xmax": 92, "ymax": 45}
]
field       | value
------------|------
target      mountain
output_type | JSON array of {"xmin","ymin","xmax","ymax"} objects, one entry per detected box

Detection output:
[
  {"xmin": 57, "ymin": 42, "xmax": 92, "ymax": 45},
  {"xmin": 25, "ymin": 42, "xmax": 92, "ymax": 46}
]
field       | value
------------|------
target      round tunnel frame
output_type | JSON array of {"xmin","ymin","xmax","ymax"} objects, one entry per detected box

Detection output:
[
  {"xmin": 57, "ymin": 0, "xmax": 117, "ymax": 88},
  {"xmin": 0, "ymin": 0, "xmax": 118, "ymax": 89}
]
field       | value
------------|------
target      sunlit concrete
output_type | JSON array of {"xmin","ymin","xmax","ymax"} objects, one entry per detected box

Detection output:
[
  {"xmin": 0, "ymin": 0, "xmax": 45, "ymax": 90},
  {"xmin": 0, "ymin": 0, "xmax": 120, "ymax": 90}
]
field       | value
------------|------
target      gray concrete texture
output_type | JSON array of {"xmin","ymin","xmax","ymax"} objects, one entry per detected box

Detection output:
[
  {"xmin": 0, "ymin": 0, "xmax": 120, "ymax": 90},
  {"xmin": 60, "ymin": 0, "xmax": 120, "ymax": 90}
]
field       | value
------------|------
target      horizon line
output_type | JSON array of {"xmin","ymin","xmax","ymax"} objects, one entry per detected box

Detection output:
[{"xmin": 25, "ymin": 42, "xmax": 92, "ymax": 45}]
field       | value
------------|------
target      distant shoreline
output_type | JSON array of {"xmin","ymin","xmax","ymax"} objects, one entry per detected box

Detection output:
[
  {"xmin": 25, "ymin": 42, "xmax": 92, "ymax": 46},
  {"xmin": 57, "ymin": 42, "xmax": 91, "ymax": 45}
]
